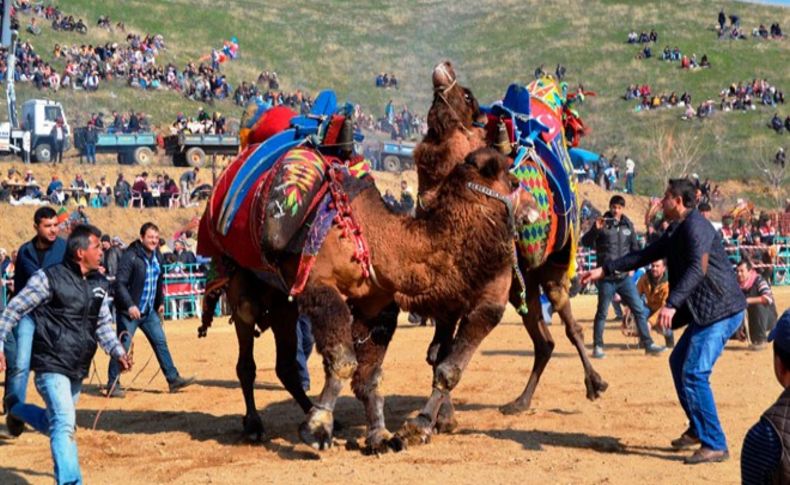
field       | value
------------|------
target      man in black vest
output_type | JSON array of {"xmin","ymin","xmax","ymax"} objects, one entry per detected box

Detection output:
[
  {"xmin": 742, "ymin": 310, "xmax": 790, "ymax": 484},
  {"xmin": 0, "ymin": 224, "xmax": 133, "ymax": 484}
]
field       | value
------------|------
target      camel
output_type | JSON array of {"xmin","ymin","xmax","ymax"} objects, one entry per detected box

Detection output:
[
  {"xmin": 199, "ymin": 141, "xmax": 536, "ymax": 451},
  {"xmin": 398, "ymin": 61, "xmax": 608, "ymax": 445}
]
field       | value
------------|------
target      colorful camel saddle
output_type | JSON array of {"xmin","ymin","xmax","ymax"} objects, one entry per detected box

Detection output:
[
  {"xmin": 198, "ymin": 144, "xmax": 373, "ymax": 295},
  {"xmin": 482, "ymin": 78, "xmax": 580, "ymax": 274}
]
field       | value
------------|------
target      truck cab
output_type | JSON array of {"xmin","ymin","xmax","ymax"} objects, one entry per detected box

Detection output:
[{"xmin": 21, "ymin": 99, "xmax": 71, "ymax": 162}]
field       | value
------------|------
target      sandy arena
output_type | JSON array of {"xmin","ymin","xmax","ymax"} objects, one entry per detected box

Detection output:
[{"xmin": 2, "ymin": 288, "xmax": 788, "ymax": 484}]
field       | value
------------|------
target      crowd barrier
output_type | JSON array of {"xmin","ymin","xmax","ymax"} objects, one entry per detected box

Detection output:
[{"xmin": 162, "ymin": 263, "xmax": 207, "ymax": 320}]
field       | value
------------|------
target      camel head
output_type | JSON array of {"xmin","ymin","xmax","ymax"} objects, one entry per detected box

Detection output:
[
  {"xmin": 441, "ymin": 147, "xmax": 539, "ymax": 236},
  {"xmin": 427, "ymin": 61, "xmax": 486, "ymax": 141}
]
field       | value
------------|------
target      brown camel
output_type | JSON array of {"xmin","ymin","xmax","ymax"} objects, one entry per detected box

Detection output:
[
  {"xmin": 399, "ymin": 61, "xmax": 608, "ymax": 445},
  {"xmin": 200, "ymin": 146, "xmax": 536, "ymax": 452}
]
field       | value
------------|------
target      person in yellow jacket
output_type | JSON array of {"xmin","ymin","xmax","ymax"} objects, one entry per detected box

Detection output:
[{"xmin": 637, "ymin": 258, "xmax": 674, "ymax": 347}]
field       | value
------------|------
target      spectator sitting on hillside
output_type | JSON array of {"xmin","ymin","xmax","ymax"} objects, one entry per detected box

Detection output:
[
  {"xmin": 771, "ymin": 114, "xmax": 784, "ymax": 133},
  {"xmin": 173, "ymin": 240, "xmax": 197, "ymax": 265},
  {"xmin": 736, "ymin": 259, "xmax": 778, "ymax": 350},
  {"xmin": 786, "ymin": 116, "xmax": 790, "ymax": 133},
  {"xmin": 627, "ymin": 31, "xmax": 638, "ymax": 43},
  {"xmin": 776, "ymin": 148, "xmax": 786, "ymax": 168},
  {"xmin": 771, "ymin": 23, "xmax": 784, "ymax": 38},
  {"xmin": 69, "ymin": 204, "xmax": 90, "ymax": 226},
  {"xmin": 649, "ymin": 29, "xmax": 658, "ymax": 42},
  {"xmin": 132, "ymin": 172, "xmax": 154, "ymax": 207},
  {"xmin": 759, "ymin": 216, "xmax": 778, "ymax": 245},
  {"xmin": 718, "ymin": 9, "xmax": 726, "ymax": 30},
  {"xmin": 94, "ymin": 176, "xmax": 112, "ymax": 207},
  {"xmin": 700, "ymin": 54, "xmax": 711, "ymax": 68}
]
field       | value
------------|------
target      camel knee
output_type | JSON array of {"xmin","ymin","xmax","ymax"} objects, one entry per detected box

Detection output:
[
  {"xmin": 236, "ymin": 358, "xmax": 256, "ymax": 383},
  {"xmin": 434, "ymin": 362, "xmax": 462, "ymax": 391},
  {"xmin": 545, "ymin": 284, "xmax": 569, "ymax": 310},
  {"xmin": 535, "ymin": 337, "xmax": 555, "ymax": 359},
  {"xmin": 325, "ymin": 344, "xmax": 358, "ymax": 380}
]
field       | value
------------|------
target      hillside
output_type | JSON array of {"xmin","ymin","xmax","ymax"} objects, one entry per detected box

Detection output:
[{"xmin": 0, "ymin": 0, "xmax": 788, "ymax": 201}]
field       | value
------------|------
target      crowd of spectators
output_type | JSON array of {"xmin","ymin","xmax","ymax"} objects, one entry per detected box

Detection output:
[
  {"xmin": 627, "ymin": 29, "xmax": 658, "ymax": 44},
  {"xmin": 720, "ymin": 79, "xmax": 785, "ymax": 111},
  {"xmin": 0, "ymin": 167, "xmax": 209, "ymax": 209},
  {"xmin": 624, "ymin": 84, "xmax": 693, "ymax": 112},
  {"xmin": 170, "ymin": 108, "xmax": 227, "ymax": 135}
]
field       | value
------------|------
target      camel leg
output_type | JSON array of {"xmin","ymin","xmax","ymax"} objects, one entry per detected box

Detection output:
[
  {"xmin": 500, "ymin": 272, "xmax": 555, "ymax": 415},
  {"xmin": 544, "ymin": 269, "xmax": 608, "ymax": 401},
  {"xmin": 270, "ymin": 295, "xmax": 313, "ymax": 414},
  {"xmin": 350, "ymin": 302, "xmax": 402, "ymax": 454},
  {"xmin": 398, "ymin": 299, "xmax": 505, "ymax": 446},
  {"xmin": 426, "ymin": 315, "xmax": 460, "ymax": 434},
  {"xmin": 297, "ymin": 285, "xmax": 357, "ymax": 450},
  {"xmin": 234, "ymin": 319, "xmax": 263, "ymax": 441}
]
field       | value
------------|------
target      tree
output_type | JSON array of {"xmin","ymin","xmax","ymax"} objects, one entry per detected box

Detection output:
[
  {"xmin": 753, "ymin": 143, "xmax": 788, "ymax": 211},
  {"xmin": 646, "ymin": 123, "xmax": 707, "ymax": 186}
]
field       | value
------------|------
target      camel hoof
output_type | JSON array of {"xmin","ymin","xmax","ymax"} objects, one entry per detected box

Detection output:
[
  {"xmin": 499, "ymin": 400, "xmax": 530, "ymax": 416},
  {"xmin": 299, "ymin": 408, "xmax": 334, "ymax": 450},
  {"xmin": 363, "ymin": 428, "xmax": 404, "ymax": 455},
  {"xmin": 242, "ymin": 413, "xmax": 264, "ymax": 442},
  {"xmin": 585, "ymin": 374, "xmax": 609, "ymax": 401},
  {"xmin": 434, "ymin": 414, "xmax": 458, "ymax": 434},
  {"xmin": 396, "ymin": 414, "xmax": 433, "ymax": 446}
]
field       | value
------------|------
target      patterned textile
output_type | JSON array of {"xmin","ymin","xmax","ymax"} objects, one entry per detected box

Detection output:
[{"xmin": 139, "ymin": 252, "xmax": 160, "ymax": 314}]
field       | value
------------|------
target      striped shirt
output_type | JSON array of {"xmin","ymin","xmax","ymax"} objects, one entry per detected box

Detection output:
[
  {"xmin": 139, "ymin": 251, "xmax": 160, "ymax": 314},
  {"xmin": 742, "ymin": 417, "xmax": 782, "ymax": 485},
  {"xmin": 0, "ymin": 270, "xmax": 124, "ymax": 358}
]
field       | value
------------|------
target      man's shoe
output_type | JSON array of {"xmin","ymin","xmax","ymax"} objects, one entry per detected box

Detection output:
[
  {"xmin": 645, "ymin": 343, "xmax": 666, "ymax": 355},
  {"xmin": 671, "ymin": 432, "xmax": 700, "ymax": 450},
  {"xmin": 169, "ymin": 376, "xmax": 196, "ymax": 393},
  {"xmin": 592, "ymin": 346, "xmax": 606, "ymax": 359},
  {"xmin": 684, "ymin": 447, "xmax": 729, "ymax": 464},
  {"xmin": 4, "ymin": 395, "xmax": 25, "ymax": 437},
  {"xmin": 106, "ymin": 385, "xmax": 126, "ymax": 398}
]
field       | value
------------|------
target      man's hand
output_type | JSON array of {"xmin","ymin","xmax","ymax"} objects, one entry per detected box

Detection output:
[
  {"xmin": 580, "ymin": 267, "xmax": 605, "ymax": 286},
  {"xmin": 0, "ymin": 352, "xmax": 5, "ymax": 373},
  {"xmin": 657, "ymin": 306, "xmax": 676, "ymax": 331},
  {"xmin": 128, "ymin": 306, "xmax": 141, "ymax": 320},
  {"xmin": 157, "ymin": 305, "xmax": 164, "ymax": 316},
  {"xmin": 118, "ymin": 353, "xmax": 133, "ymax": 372},
  {"xmin": 595, "ymin": 217, "xmax": 604, "ymax": 229}
]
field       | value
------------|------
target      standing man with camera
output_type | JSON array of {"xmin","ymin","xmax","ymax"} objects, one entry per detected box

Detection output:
[{"xmin": 581, "ymin": 195, "xmax": 665, "ymax": 358}]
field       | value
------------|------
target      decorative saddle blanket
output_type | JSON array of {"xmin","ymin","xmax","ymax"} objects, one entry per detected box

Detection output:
[{"xmin": 482, "ymin": 78, "xmax": 580, "ymax": 274}]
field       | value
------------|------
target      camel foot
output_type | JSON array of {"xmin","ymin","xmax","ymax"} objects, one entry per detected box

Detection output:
[
  {"xmin": 435, "ymin": 408, "xmax": 458, "ymax": 434},
  {"xmin": 242, "ymin": 413, "xmax": 264, "ymax": 442},
  {"xmin": 585, "ymin": 372, "xmax": 609, "ymax": 401},
  {"xmin": 299, "ymin": 408, "xmax": 334, "ymax": 450},
  {"xmin": 396, "ymin": 414, "xmax": 433, "ymax": 446},
  {"xmin": 363, "ymin": 428, "xmax": 405, "ymax": 455},
  {"xmin": 499, "ymin": 400, "xmax": 531, "ymax": 416}
]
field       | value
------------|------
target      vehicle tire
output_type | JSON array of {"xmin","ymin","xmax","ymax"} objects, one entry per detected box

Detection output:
[
  {"xmin": 34, "ymin": 143, "xmax": 51, "ymax": 163},
  {"xmin": 185, "ymin": 147, "xmax": 206, "ymax": 168},
  {"xmin": 382, "ymin": 155, "xmax": 401, "ymax": 173},
  {"xmin": 134, "ymin": 146, "xmax": 154, "ymax": 165}
]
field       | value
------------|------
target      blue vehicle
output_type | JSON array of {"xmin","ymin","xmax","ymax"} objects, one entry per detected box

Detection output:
[{"xmin": 379, "ymin": 141, "xmax": 416, "ymax": 172}]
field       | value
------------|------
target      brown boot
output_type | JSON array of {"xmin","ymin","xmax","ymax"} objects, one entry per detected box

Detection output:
[
  {"xmin": 671, "ymin": 431, "xmax": 700, "ymax": 450},
  {"xmin": 684, "ymin": 447, "xmax": 729, "ymax": 464}
]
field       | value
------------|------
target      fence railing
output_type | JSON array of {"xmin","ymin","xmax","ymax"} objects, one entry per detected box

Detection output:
[{"xmin": 161, "ymin": 263, "xmax": 207, "ymax": 320}]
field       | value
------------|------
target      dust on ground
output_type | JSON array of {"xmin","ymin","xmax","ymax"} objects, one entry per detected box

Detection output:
[{"xmin": 2, "ymin": 288, "xmax": 788, "ymax": 484}]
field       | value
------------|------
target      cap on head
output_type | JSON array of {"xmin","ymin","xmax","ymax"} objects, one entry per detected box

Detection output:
[{"xmin": 769, "ymin": 311, "xmax": 790, "ymax": 354}]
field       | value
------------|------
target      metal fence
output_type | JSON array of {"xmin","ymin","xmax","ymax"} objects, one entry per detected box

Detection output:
[{"xmin": 161, "ymin": 263, "xmax": 207, "ymax": 320}]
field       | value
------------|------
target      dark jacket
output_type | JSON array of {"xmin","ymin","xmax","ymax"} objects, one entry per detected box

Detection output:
[
  {"xmin": 763, "ymin": 387, "xmax": 790, "ymax": 485},
  {"xmin": 31, "ymin": 261, "xmax": 110, "ymax": 380},
  {"xmin": 114, "ymin": 240, "xmax": 164, "ymax": 314},
  {"xmin": 14, "ymin": 237, "xmax": 66, "ymax": 295},
  {"xmin": 604, "ymin": 209, "xmax": 746, "ymax": 328},
  {"xmin": 581, "ymin": 212, "xmax": 639, "ymax": 279},
  {"xmin": 102, "ymin": 245, "xmax": 122, "ymax": 278}
]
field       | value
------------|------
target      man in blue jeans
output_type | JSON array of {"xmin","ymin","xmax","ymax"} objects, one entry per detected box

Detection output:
[
  {"xmin": 581, "ymin": 195, "xmax": 665, "ymax": 358},
  {"xmin": 582, "ymin": 178, "xmax": 747, "ymax": 464},
  {"xmin": 296, "ymin": 315, "xmax": 314, "ymax": 391},
  {"xmin": 3, "ymin": 206, "xmax": 66, "ymax": 437},
  {"xmin": 0, "ymin": 224, "xmax": 133, "ymax": 484},
  {"xmin": 107, "ymin": 222, "xmax": 194, "ymax": 397}
]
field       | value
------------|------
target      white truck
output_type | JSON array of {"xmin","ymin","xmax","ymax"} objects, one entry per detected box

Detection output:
[{"xmin": 0, "ymin": 99, "xmax": 71, "ymax": 163}]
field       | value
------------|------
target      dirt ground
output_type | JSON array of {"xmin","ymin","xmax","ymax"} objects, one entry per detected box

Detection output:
[{"xmin": 1, "ymin": 288, "xmax": 788, "ymax": 484}]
